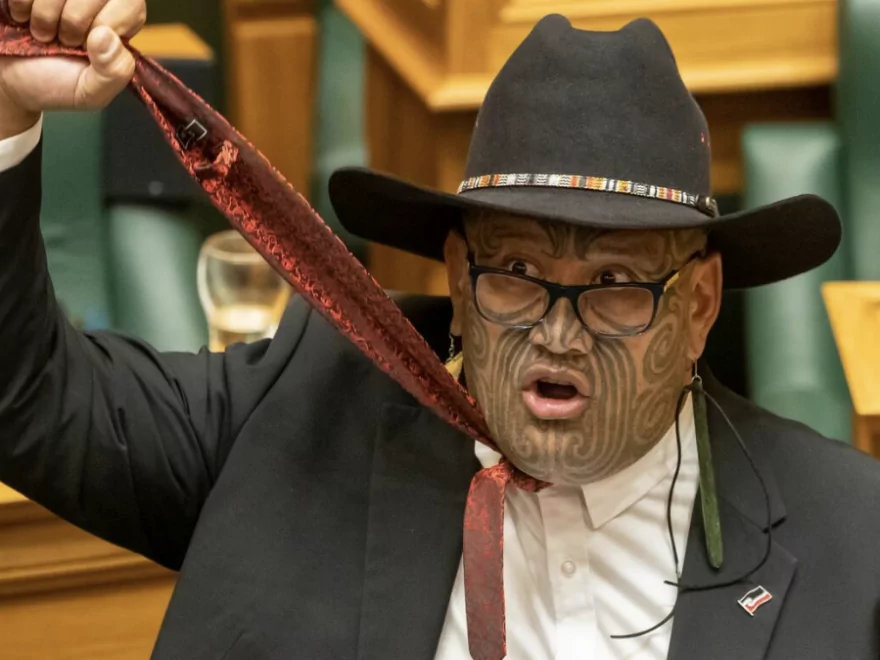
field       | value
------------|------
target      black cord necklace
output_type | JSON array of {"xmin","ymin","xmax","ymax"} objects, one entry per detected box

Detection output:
[{"xmin": 610, "ymin": 381, "xmax": 773, "ymax": 640}]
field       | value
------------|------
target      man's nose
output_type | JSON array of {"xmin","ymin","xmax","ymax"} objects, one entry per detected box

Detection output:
[{"xmin": 528, "ymin": 298, "xmax": 594, "ymax": 355}]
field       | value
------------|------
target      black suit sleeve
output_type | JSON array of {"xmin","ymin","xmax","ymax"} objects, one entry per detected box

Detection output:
[{"xmin": 0, "ymin": 142, "xmax": 312, "ymax": 570}]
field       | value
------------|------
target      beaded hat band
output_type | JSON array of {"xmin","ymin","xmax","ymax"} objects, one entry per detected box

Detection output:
[{"xmin": 457, "ymin": 173, "xmax": 719, "ymax": 218}]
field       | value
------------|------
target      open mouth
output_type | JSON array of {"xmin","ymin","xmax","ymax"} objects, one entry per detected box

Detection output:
[
  {"xmin": 521, "ymin": 367, "xmax": 591, "ymax": 420},
  {"xmin": 535, "ymin": 380, "xmax": 580, "ymax": 400}
]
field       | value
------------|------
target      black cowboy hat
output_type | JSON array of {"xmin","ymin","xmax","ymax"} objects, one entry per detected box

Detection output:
[{"xmin": 327, "ymin": 15, "xmax": 840, "ymax": 289}]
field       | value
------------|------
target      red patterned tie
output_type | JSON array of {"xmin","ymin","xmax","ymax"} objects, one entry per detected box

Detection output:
[{"xmin": 0, "ymin": 11, "xmax": 545, "ymax": 659}]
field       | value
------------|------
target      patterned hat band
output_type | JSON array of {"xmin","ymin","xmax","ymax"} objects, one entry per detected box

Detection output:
[{"xmin": 457, "ymin": 173, "xmax": 719, "ymax": 218}]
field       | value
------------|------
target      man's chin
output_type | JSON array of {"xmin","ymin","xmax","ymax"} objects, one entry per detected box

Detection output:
[
  {"xmin": 504, "ymin": 453, "xmax": 565, "ymax": 485},
  {"xmin": 503, "ymin": 448, "xmax": 606, "ymax": 486},
  {"xmin": 490, "ymin": 415, "xmax": 599, "ymax": 484}
]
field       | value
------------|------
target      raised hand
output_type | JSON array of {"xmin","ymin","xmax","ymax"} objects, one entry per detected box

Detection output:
[{"xmin": 0, "ymin": 0, "xmax": 146, "ymax": 137}]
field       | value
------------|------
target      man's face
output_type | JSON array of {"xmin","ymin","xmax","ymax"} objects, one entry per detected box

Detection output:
[{"xmin": 445, "ymin": 212, "xmax": 721, "ymax": 485}]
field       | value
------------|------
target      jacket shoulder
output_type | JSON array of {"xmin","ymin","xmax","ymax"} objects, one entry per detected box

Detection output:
[
  {"xmin": 274, "ymin": 295, "xmax": 435, "ymax": 405},
  {"xmin": 715, "ymin": 383, "xmax": 880, "ymax": 512}
]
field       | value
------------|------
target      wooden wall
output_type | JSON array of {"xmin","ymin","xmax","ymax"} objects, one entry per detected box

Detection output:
[{"xmin": 224, "ymin": 0, "xmax": 318, "ymax": 195}]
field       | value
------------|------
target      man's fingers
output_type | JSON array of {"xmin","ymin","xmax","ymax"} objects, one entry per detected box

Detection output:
[
  {"xmin": 9, "ymin": 0, "xmax": 144, "ymax": 44},
  {"xmin": 59, "ymin": 0, "xmax": 107, "ymax": 46},
  {"xmin": 92, "ymin": 0, "xmax": 146, "ymax": 39},
  {"xmin": 75, "ymin": 25, "xmax": 134, "ymax": 109},
  {"xmin": 28, "ymin": 0, "xmax": 65, "ymax": 42},
  {"xmin": 7, "ymin": 0, "xmax": 35, "ymax": 24}
]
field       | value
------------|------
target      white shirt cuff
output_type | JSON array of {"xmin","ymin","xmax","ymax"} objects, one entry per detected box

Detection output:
[{"xmin": 0, "ymin": 114, "xmax": 43, "ymax": 172}]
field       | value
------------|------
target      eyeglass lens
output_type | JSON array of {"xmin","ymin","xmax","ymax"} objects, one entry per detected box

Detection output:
[{"xmin": 474, "ymin": 273, "xmax": 655, "ymax": 335}]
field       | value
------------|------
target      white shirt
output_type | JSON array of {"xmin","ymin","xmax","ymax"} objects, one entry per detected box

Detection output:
[
  {"xmin": 0, "ymin": 114, "xmax": 42, "ymax": 171},
  {"xmin": 435, "ymin": 395, "xmax": 698, "ymax": 660},
  {"xmin": 0, "ymin": 122, "xmax": 700, "ymax": 660}
]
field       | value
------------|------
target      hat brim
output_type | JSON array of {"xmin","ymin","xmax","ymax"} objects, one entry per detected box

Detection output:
[{"xmin": 328, "ymin": 167, "xmax": 841, "ymax": 289}]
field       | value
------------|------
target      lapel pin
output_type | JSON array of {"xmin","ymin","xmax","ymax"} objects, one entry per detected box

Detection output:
[{"xmin": 738, "ymin": 585, "xmax": 772, "ymax": 616}]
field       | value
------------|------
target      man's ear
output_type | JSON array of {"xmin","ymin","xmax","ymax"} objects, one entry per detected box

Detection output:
[
  {"xmin": 686, "ymin": 252, "xmax": 723, "ymax": 362},
  {"xmin": 443, "ymin": 230, "xmax": 469, "ymax": 336}
]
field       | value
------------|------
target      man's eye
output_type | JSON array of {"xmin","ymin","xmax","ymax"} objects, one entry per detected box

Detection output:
[
  {"xmin": 595, "ymin": 268, "xmax": 633, "ymax": 285},
  {"xmin": 506, "ymin": 260, "xmax": 534, "ymax": 276}
]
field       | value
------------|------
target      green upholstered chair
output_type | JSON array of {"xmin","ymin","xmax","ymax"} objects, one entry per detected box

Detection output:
[
  {"xmin": 106, "ymin": 204, "xmax": 210, "ymax": 351},
  {"xmin": 742, "ymin": 125, "xmax": 850, "ymax": 442},
  {"xmin": 41, "ymin": 112, "xmax": 110, "ymax": 331},
  {"xmin": 42, "ymin": 112, "xmax": 214, "ymax": 351},
  {"xmin": 311, "ymin": 0, "xmax": 369, "ymax": 263},
  {"xmin": 838, "ymin": 0, "xmax": 880, "ymax": 281},
  {"xmin": 741, "ymin": 0, "xmax": 880, "ymax": 443},
  {"xmin": 40, "ymin": 95, "xmax": 217, "ymax": 353}
]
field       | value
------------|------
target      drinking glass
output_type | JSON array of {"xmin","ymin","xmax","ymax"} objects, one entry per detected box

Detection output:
[{"xmin": 197, "ymin": 230, "xmax": 291, "ymax": 351}]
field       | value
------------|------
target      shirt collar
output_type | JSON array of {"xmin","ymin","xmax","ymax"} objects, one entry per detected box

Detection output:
[
  {"xmin": 475, "ymin": 393, "xmax": 697, "ymax": 528},
  {"xmin": 582, "ymin": 394, "xmax": 696, "ymax": 527}
]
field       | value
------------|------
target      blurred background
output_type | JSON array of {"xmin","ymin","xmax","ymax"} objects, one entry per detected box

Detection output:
[{"xmin": 2, "ymin": 0, "xmax": 880, "ymax": 656}]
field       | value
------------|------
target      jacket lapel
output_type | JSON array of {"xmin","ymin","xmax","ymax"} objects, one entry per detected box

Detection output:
[
  {"xmin": 668, "ymin": 497, "xmax": 797, "ymax": 659},
  {"xmin": 357, "ymin": 402, "xmax": 479, "ymax": 660},
  {"xmin": 669, "ymin": 372, "xmax": 797, "ymax": 660}
]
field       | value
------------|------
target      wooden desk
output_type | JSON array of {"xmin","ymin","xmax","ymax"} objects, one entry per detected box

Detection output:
[
  {"xmin": 130, "ymin": 23, "xmax": 214, "ymax": 60},
  {"xmin": 337, "ymin": 0, "xmax": 837, "ymax": 295},
  {"xmin": 823, "ymin": 282, "xmax": 880, "ymax": 457},
  {"xmin": 0, "ymin": 483, "xmax": 176, "ymax": 659}
]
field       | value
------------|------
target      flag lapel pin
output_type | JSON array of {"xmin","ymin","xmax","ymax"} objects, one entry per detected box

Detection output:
[{"xmin": 738, "ymin": 585, "xmax": 772, "ymax": 616}]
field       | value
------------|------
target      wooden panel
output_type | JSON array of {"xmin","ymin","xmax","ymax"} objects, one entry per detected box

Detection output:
[
  {"xmin": 0, "ymin": 498, "xmax": 173, "ymax": 598},
  {"xmin": 381, "ymin": 0, "xmax": 448, "ymax": 58},
  {"xmin": 0, "ymin": 576, "xmax": 175, "ymax": 660},
  {"xmin": 337, "ymin": 0, "xmax": 445, "ymax": 102},
  {"xmin": 823, "ymin": 282, "xmax": 880, "ymax": 417},
  {"xmin": 853, "ymin": 412, "xmax": 880, "ymax": 458},
  {"xmin": 226, "ymin": 15, "xmax": 318, "ymax": 194},
  {"xmin": 823, "ymin": 282, "xmax": 880, "ymax": 459},
  {"xmin": 230, "ymin": 0, "xmax": 315, "ymax": 19},
  {"xmin": 492, "ymin": 0, "xmax": 836, "ymax": 95},
  {"xmin": 339, "ymin": 0, "xmax": 837, "ymax": 110},
  {"xmin": 0, "ymin": 484, "xmax": 176, "ymax": 659},
  {"xmin": 366, "ymin": 47, "xmax": 443, "ymax": 295},
  {"xmin": 446, "ymin": 1, "xmax": 501, "ymax": 75},
  {"xmin": 129, "ymin": 23, "xmax": 213, "ymax": 60}
]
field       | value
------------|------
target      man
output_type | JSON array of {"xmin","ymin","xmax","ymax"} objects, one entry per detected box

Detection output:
[{"xmin": 0, "ymin": 1, "xmax": 878, "ymax": 659}]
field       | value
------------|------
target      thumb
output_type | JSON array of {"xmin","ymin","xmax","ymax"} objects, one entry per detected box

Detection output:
[{"xmin": 75, "ymin": 26, "xmax": 135, "ymax": 109}]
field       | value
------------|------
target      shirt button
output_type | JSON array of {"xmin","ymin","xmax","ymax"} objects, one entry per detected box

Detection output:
[{"xmin": 561, "ymin": 560, "xmax": 576, "ymax": 576}]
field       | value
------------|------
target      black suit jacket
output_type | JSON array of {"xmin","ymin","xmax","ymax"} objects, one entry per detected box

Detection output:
[{"xmin": 2, "ymin": 144, "xmax": 880, "ymax": 659}]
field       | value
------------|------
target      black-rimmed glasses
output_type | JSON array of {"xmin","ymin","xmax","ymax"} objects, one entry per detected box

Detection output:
[{"xmin": 467, "ymin": 251, "xmax": 702, "ymax": 338}]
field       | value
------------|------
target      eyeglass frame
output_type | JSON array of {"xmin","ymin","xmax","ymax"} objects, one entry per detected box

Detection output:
[{"xmin": 466, "ymin": 248, "xmax": 705, "ymax": 338}]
